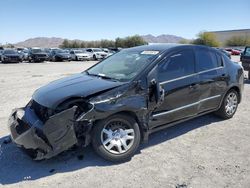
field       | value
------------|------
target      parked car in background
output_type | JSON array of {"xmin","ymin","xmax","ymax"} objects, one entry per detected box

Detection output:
[
  {"xmin": 1, "ymin": 49, "xmax": 22, "ymax": 63},
  {"xmin": 215, "ymin": 48, "xmax": 231, "ymax": 59},
  {"xmin": 225, "ymin": 48, "xmax": 241, "ymax": 55},
  {"xmin": 8, "ymin": 44, "xmax": 244, "ymax": 162},
  {"xmin": 240, "ymin": 46, "xmax": 250, "ymax": 79},
  {"xmin": 28, "ymin": 48, "xmax": 49, "ymax": 62},
  {"xmin": 0, "ymin": 49, "xmax": 3, "ymax": 62},
  {"xmin": 102, "ymin": 48, "xmax": 115, "ymax": 57},
  {"xmin": 86, "ymin": 48, "xmax": 108, "ymax": 60},
  {"xmin": 17, "ymin": 48, "xmax": 29, "ymax": 61},
  {"xmin": 49, "ymin": 49, "xmax": 71, "ymax": 61},
  {"xmin": 70, "ymin": 49, "xmax": 92, "ymax": 61}
]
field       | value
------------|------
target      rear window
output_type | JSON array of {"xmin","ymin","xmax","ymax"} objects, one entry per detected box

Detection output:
[{"xmin": 196, "ymin": 49, "xmax": 218, "ymax": 72}]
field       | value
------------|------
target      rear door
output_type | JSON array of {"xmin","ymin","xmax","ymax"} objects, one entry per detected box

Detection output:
[
  {"xmin": 195, "ymin": 48, "xmax": 225, "ymax": 113},
  {"xmin": 149, "ymin": 48, "xmax": 200, "ymax": 128}
]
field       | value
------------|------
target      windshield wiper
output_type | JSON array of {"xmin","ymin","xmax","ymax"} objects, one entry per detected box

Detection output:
[{"xmin": 85, "ymin": 71, "xmax": 118, "ymax": 81}]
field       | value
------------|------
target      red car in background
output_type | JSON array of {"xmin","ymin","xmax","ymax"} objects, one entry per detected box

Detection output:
[{"xmin": 225, "ymin": 48, "xmax": 241, "ymax": 55}]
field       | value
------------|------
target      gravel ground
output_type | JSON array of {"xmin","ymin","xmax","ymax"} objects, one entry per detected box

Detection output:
[{"xmin": 0, "ymin": 57, "xmax": 249, "ymax": 188}]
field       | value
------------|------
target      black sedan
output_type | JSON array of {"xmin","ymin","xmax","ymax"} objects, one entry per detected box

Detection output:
[
  {"xmin": 8, "ymin": 44, "xmax": 244, "ymax": 162},
  {"xmin": 49, "ymin": 49, "xmax": 71, "ymax": 61},
  {"xmin": 28, "ymin": 48, "xmax": 49, "ymax": 63},
  {"xmin": 1, "ymin": 49, "xmax": 22, "ymax": 63}
]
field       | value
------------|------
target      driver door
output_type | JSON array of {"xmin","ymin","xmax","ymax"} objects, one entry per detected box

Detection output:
[{"xmin": 148, "ymin": 49, "xmax": 200, "ymax": 129}]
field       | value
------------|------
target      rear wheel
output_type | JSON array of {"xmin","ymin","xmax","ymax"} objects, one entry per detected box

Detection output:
[
  {"xmin": 92, "ymin": 114, "xmax": 141, "ymax": 162},
  {"xmin": 215, "ymin": 90, "xmax": 239, "ymax": 119}
]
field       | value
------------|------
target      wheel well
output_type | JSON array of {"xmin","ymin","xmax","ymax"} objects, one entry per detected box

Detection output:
[{"xmin": 229, "ymin": 86, "xmax": 241, "ymax": 103}]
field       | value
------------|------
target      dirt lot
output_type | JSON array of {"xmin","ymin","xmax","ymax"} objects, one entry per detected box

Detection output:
[{"xmin": 0, "ymin": 57, "xmax": 249, "ymax": 188}]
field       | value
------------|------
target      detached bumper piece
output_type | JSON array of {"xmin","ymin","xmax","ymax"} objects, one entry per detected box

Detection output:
[{"xmin": 8, "ymin": 106, "xmax": 78, "ymax": 160}]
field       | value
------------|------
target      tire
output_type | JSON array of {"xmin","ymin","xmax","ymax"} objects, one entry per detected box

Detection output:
[
  {"xmin": 248, "ymin": 71, "xmax": 250, "ymax": 80},
  {"xmin": 92, "ymin": 114, "xmax": 141, "ymax": 162},
  {"xmin": 93, "ymin": 55, "xmax": 97, "ymax": 61},
  {"xmin": 75, "ymin": 56, "xmax": 78, "ymax": 61},
  {"xmin": 52, "ymin": 56, "xmax": 56, "ymax": 62},
  {"xmin": 215, "ymin": 89, "xmax": 239, "ymax": 119}
]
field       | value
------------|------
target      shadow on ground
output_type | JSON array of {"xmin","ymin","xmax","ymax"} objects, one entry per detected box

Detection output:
[{"xmin": 0, "ymin": 114, "xmax": 222, "ymax": 185}]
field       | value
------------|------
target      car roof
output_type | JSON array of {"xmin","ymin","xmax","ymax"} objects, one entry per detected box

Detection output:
[{"xmin": 125, "ymin": 44, "xmax": 215, "ymax": 53}]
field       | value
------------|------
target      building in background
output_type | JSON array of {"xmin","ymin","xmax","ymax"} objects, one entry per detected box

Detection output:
[{"xmin": 209, "ymin": 29, "xmax": 250, "ymax": 46}]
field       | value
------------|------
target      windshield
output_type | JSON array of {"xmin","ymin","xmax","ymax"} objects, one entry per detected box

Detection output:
[
  {"xmin": 86, "ymin": 49, "xmax": 159, "ymax": 82},
  {"xmin": 32, "ymin": 49, "xmax": 44, "ymax": 53},
  {"xmin": 55, "ymin": 49, "xmax": 67, "ymax": 53},
  {"xmin": 3, "ymin": 50, "xmax": 17, "ymax": 54},
  {"xmin": 93, "ymin": 49, "xmax": 102, "ymax": 52},
  {"xmin": 75, "ymin": 50, "xmax": 83, "ymax": 53}
]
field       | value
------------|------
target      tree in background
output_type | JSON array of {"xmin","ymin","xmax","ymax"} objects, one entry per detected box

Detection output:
[
  {"xmin": 60, "ymin": 35, "xmax": 147, "ymax": 48},
  {"xmin": 225, "ymin": 36, "xmax": 250, "ymax": 46},
  {"xmin": 179, "ymin": 39, "xmax": 191, "ymax": 44},
  {"xmin": 192, "ymin": 32, "xmax": 220, "ymax": 47},
  {"xmin": 60, "ymin": 39, "xmax": 70, "ymax": 48}
]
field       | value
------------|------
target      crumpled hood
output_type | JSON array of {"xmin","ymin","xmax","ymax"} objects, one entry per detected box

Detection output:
[{"xmin": 32, "ymin": 73, "xmax": 124, "ymax": 109}]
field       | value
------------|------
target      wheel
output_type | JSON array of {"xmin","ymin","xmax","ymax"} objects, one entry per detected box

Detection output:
[
  {"xmin": 248, "ymin": 71, "xmax": 250, "ymax": 80},
  {"xmin": 93, "ymin": 55, "xmax": 97, "ymax": 60},
  {"xmin": 92, "ymin": 114, "xmax": 141, "ymax": 162},
  {"xmin": 75, "ymin": 56, "xmax": 78, "ymax": 61},
  {"xmin": 215, "ymin": 90, "xmax": 239, "ymax": 119}
]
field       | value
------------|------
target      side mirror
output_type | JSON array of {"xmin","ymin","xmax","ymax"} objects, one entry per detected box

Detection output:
[
  {"xmin": 150, "ymin": 79, "xmax": 165, "ymax": 104},
  {"xmin": 147, "ymin": 65, "xmax": 165, "ymax": 105}
]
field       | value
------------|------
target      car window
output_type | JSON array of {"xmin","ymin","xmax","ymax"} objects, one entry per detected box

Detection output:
[
  {"xmin": 216, "ymin": 53, "xmax": 224, "ymax": 67},
  {"xmin": 245, "ymin": 47, "xmax": 250, "ymax": 56},
  {"xmin": 196, "ymin": 49, "xmax": 218, "ymax": 72},
  {"xmin": 158, "ymin": 49, "xmax": 195, "ymax": 81}
]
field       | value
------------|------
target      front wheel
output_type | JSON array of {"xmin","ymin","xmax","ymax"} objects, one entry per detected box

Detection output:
[
  {"xmin": 215, "ymin": 90, "xmax": 239, "ymax": 119},
  {"xmin": 92, "ymin": 114, "xmax": 141, "ymax": 162},
  {"xmin": 248, "ymin": 71, "xmax": 250, "ymax": 80}
]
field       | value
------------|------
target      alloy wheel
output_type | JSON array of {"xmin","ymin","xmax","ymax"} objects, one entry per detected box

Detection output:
[
  {"xmin": 225, "ymin": 92, "xmax": 238, "ymax": 116},
  {"xmin": 101, "ymin": 120, "xmax": 135, "ymax": 154}
]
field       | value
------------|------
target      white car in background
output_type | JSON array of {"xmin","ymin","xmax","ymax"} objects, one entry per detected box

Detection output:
[
  {"xmin": 86, "ymin": 48, "xmax": 108, "ymax": 60},
  {"xmin": 102, "ymin": 48, "xmax": 115, "ymax": 57},
  {"xmin": 70, "ymin": 50, "xmax": 92, "ymax": 61}
]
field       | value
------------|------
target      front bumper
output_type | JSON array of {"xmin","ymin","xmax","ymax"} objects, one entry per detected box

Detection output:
[
  {"xmin": 3, "ymin": 57, "xmax": 21, "ymax": 63},
  {"xmin": 8, "ymin": 106, "xmax": 78, "ymax": 160},
  {"xmin": 77, "ymin": 56, "xmax": 92, "ymax": 60},
  {"xmin": 33, "ymin": 56, "xmax": 48, "ymax": 62},
  {"xmin": 57, "ymin": 56, "xmax": 71, "ymax": 61}
]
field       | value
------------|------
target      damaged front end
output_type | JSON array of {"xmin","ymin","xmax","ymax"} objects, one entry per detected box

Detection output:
[{"xmin": 8, "ymin": 101, "xmax": 78, "ymax": 160}]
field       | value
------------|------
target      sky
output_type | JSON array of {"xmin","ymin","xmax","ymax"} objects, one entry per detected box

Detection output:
[{"xmin": 0, "ymin": 0, "xmax": 249, "ymax": 44}]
